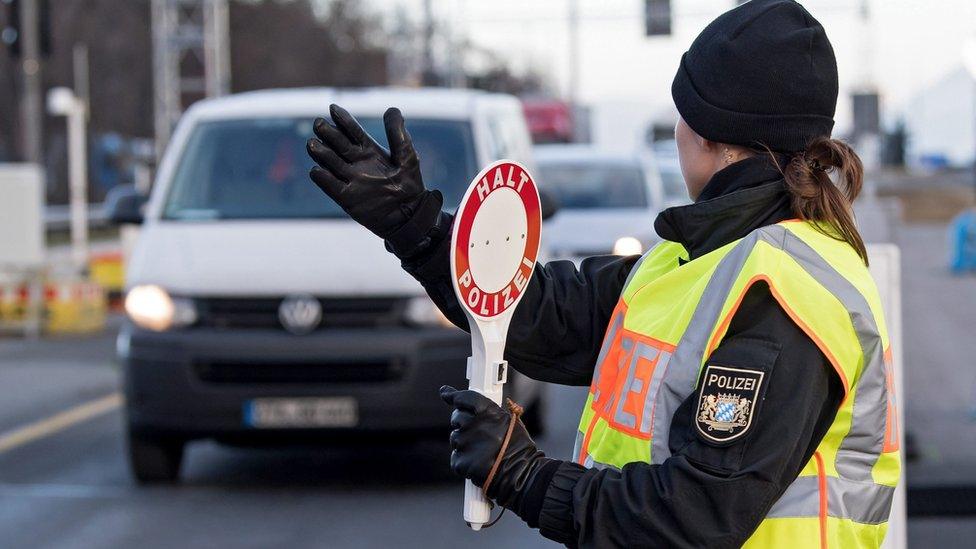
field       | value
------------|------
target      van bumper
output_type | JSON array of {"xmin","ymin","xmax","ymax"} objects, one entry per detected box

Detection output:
[{"xmin": 119, "ymin": 322, "xmax": 474, "ymax": 441}]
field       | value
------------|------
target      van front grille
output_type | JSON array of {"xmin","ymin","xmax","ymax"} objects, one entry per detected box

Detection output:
[
  {"xmin": 194, "ymin": 358, "xmax": 402, "ymax": 384},
  {"xmin": 194, "ymin": 296, "xmax": 407, "ymax": 330}
]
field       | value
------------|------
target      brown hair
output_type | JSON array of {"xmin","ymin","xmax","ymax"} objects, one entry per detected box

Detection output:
[{"xmin": 765, "ymin": 137, "xmax": 868, "ymax": 265}]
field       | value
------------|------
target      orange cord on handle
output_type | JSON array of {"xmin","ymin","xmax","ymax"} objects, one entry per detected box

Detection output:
[
  {"xmin": 482, "ymin": 398, "xmax": 525, "ymax": 497},
  {"xmin": 478, "ymin": 398, "xmax": 525, "ymax": 529}
]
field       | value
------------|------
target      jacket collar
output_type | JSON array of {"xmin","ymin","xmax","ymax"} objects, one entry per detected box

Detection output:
[{"xmin": 654, "ymin": 155, "xmax": 794, "ymax": 261}]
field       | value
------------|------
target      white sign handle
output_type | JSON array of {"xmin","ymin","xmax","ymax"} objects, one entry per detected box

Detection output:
[{"xmin": 463, "ymin": 320, "xmax": 509, "ymax": 529}]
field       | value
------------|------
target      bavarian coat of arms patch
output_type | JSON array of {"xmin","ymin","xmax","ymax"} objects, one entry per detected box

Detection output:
[{"xmin": 695, "ymin": 364, "xmax": 765, "ymax": 444}]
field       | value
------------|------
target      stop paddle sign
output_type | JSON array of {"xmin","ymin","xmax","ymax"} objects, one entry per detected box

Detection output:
[{"xmin": 449, "ymin": 160, "xmax": 542, "ymax": 530}]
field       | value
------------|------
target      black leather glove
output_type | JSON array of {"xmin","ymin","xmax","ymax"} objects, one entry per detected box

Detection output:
[
  {"xmin": 307, "ymin": 104, "xmax": 437, "ymax": 242},
  {"xmin": 439, "ymin": 385, "xmax": 554, "ymax": 513}
]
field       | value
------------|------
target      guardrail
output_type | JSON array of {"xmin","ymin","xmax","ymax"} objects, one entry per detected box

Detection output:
[{"xmin": 44, "ymin": 203, "xmax": 109, "ymax": 232}]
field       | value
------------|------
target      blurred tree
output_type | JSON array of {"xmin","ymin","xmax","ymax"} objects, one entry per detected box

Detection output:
[
  {"xmin": 0, "ymin": 0, "xmax": 388, "ymax": 203},
  {"xmin": 42, "ymin": 1, "xmax": 154, "ymax": 139},
  {"xmin": 230, "ymin": 0, "xmax": 387, "ymax": 92},
  {"xmin": 467, "ymin": 63, "xmax": 546, "ymax": 96}
]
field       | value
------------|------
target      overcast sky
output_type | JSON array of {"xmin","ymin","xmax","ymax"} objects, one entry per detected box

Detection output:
[{"xmin": 376, "ymin": 0, "xmax": 976, "ymax": 131}]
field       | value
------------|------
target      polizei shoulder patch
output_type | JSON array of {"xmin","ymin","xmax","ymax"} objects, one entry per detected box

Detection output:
[{"xmin": 695, "ymin": 364, "xmax": 765, "ymax": 445}]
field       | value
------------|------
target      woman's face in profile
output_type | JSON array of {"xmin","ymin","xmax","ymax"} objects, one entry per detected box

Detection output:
[{"xmin": 674, "ymin": 117, "xmax": 713, "ymax": 201}]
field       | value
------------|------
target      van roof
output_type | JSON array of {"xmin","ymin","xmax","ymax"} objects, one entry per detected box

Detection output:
[{"xmin": 185, "ymin": 87, "xmax": 522, "ymax": 121}]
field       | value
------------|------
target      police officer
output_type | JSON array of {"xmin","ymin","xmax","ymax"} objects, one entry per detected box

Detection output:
[{"xmin": 306, "ymin": 1, "xmax": 898, "ymax": 547}]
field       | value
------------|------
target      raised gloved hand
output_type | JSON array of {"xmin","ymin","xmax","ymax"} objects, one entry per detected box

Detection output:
[
  {"xmin": 307, "ymin": 104, "xmax": 434, "ymax": 241},
  {"xmin": 439, "ymin": 385, "xmax": 551, "ymax": 511}
]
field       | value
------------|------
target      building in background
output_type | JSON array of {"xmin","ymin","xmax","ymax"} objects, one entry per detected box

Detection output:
[{"xmin": 904, "ymin": 67, "xmax": 976, "ymax": 170}]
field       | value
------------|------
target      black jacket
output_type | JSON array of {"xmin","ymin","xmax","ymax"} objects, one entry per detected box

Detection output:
[{"xmin": 392, "ymin": 156, "xmax": 844, "ymax": 548}]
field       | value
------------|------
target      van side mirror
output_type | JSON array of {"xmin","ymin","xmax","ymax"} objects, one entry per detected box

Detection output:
[
  {"xmin": 539, "ymin": 188, "xmax": 560, "ymax": 221},
  {"xmin": 106, "ymin": 184, "xmax": 147, "ymax": 225}
]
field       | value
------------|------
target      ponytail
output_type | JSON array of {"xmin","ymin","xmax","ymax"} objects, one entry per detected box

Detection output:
[{"xmin": 766, "ymin": 137, "xmax": 868, "ymax": 265}]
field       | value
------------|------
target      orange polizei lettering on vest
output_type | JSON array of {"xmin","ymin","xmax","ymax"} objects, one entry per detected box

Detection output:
[
  {"xmin": 580, "ymin": 302, "xmax": 628, "ymax": 461},
  {"xmin": 589, "ymin": 326, "xmax": 677, "ymax": 438},
  {"xmin": 591, "ymin": 334, "xmax": 628, "ymax": 413},
  {"xmin": 607, "ymin": 340, "xmax": 638, "ymax": 417}
]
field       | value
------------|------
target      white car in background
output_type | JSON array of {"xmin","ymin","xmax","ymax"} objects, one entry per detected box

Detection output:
[{"xmin": 534, "ymin": 144, "xmax": 671, "ymax": 261}]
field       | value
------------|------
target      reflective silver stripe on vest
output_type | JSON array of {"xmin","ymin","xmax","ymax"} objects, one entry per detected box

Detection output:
[
  {"xmin": 769, "ymin": 226, "xmax": 888, "ymax": 480},
  {"xmin": 573, "ymin": 430, "xmax": 585, "ymax": 465},
  {"xmin": 649, "ymin": 231, "xmax": 763, "ymax": 463},
  {"xmin": 766, "ymin": 475, "xmax": 895, "ymax": 525}
]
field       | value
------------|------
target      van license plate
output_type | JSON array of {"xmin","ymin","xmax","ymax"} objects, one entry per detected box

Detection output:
[{"xmin": 245, "ymin": 397, "xmax": 358, "ymax": 428}]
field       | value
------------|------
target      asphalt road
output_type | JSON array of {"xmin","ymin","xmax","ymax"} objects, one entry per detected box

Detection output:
[
  {"xmin": 0, "ymin": 221, "xmax": 974, "ymax": 548},
  {"xmin": 0, "ymin": 327, "xmax": 588, "ymax": 548}
]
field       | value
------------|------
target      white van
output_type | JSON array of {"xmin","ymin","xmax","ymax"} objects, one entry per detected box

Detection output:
[{"xmin": 109, "ymin": 88, "xmax": 548, "ymax": 482}]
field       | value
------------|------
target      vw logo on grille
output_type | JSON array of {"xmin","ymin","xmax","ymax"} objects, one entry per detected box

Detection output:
[{"xmin": 278, "ymin": 294, "xmax": 322, "ymax": 335}]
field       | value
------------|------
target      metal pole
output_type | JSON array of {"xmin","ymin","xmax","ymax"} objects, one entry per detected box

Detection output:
[
  {"xmin": 152, "ymin": 0, "xmax": 180, "ymax": 161},
  {"xmin": 152, "ymin": 0, "xmax": 171, "ymax": 160},
  {"xmin": 18, "ymin": 0, "xmax": 42, "ymax": 163},
  {"xmin": 456, "ymin": 0, "xmax": 467, "ymax": 88},
  {"xmin": 422, "ymin": 0, "xmax": 435, "ymax": 85},
  {"xmin": 73, "ymin": 43, "xmax": 90, "ymax": 120},
  {"xmin": 203, "ymin": 0, "xmax": 231, "ymax": 98},
  {"xmin": 154, "ymin": 0, "xmax": 229, "ymax": 159},
  {"xmin": 67, "ymin": 98, "xmax": 88, "ymax": 273},
  {"xmin": 567, "ymin": 0, "xmax": 579, "ymax": 107}
]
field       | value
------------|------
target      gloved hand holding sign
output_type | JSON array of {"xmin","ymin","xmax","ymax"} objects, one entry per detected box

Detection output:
[
  {"xmin": 306, "ymin": 104, "xmax": 440, "ymax": 245},
  {"xmin": 439, "ymin": 385, "xmax": 552, "ymax": 513}
]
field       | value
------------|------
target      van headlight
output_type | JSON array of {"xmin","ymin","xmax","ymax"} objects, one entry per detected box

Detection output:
[
  {"xmin": 613, "ymin": 237, "xmax": 643, "ymax": 256},
  {"xmin": 124, "ymin": 285, "xmax": 197, "ymax": 331},
  {"xmin": 404, "ymin": 296, "xmax": 454, "ymax": 328}
]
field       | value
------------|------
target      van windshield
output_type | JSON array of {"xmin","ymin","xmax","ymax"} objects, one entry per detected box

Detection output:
[{"xmin": 163, "ymin": 117, "xmax": 477, "ymax": 220}]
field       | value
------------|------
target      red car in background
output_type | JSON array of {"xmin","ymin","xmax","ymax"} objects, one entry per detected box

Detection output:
[{"xmin": 522, "ymin": 98, "xmax": 573, "ymax": 143}]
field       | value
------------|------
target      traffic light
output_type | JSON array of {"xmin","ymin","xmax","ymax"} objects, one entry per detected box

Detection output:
[
  {"xmin": 1, "ymin": 0, "xmax": 20, "ymax": 57},
  {"xmin": 645, "ymin": 0, "xmax": 671, "ymax": 36}
]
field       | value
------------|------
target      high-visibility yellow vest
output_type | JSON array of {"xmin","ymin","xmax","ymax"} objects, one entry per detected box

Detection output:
[{"xmin": 574, "ymin": 220, "xmax": 900, "ymax": 548}]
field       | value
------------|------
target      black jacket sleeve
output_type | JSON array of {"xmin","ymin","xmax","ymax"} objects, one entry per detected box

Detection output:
[
  {"xmin": 394, "ymin": 211, "xmax": 637, "ymax": 386},
  {"xmin": 526, "ymin": 281, "xmax": 845, "ymax": 548}
]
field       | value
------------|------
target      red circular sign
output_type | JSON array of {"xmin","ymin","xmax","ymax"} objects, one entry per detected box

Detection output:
[{"xmin": 451, "ymin": 161, "xmax": 541, "ymax": 319}]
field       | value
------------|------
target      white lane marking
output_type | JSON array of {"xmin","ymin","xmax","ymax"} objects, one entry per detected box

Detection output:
[
  {"xmin": 0, "ymin": 392, "xmax": 123, "ymax": 454},
  {"xmin": 0, "ymin": 483, "xmax": 129, "ymax": 499}
]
